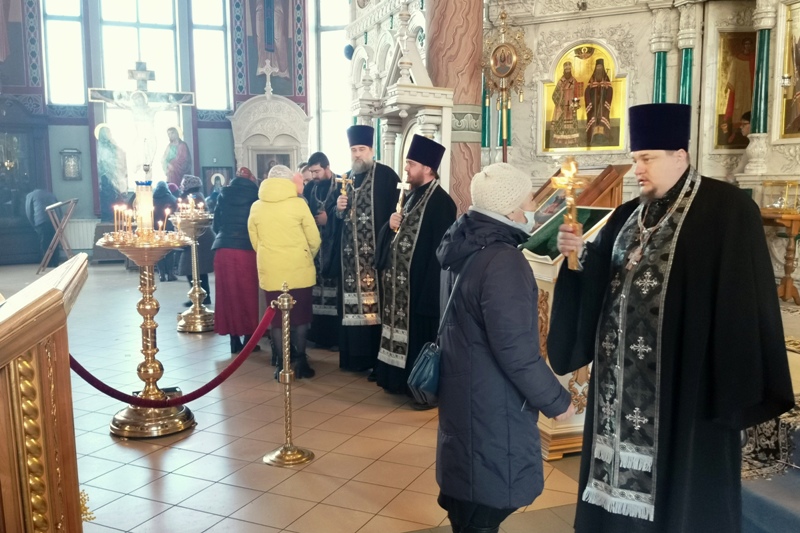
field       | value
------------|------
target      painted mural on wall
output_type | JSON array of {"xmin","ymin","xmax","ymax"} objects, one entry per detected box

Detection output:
[
  {"xmin": 715, "ymin": 31, "xmax": 756, "ymax": 148},
  {"xmin": 0, "ymin": 0, "xmax": 25, "ymax": 87},
  {"xmin": 542, "ymin": 43, "xmax": 626, "ymax": 153},
  {"xmin": 246, "ymin": 0, "xmax": 296, "ymax": 96}
]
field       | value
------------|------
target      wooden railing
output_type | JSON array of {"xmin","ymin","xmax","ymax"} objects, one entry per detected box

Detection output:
[{"xmin": 0, "ymin": 254, "xmax": 88, "ymax": 532}]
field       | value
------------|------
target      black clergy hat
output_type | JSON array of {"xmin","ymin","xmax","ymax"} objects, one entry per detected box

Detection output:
[
  {"xmin": 629, "ymin": 103, "xmax": 692, "ymax": 152},
  {"xmin": 406, "ymin": 134, "xmax": 446, "ymax": 170},
  {"xmin": 347, "ymin": 125, "xmax": 375, "ymax": 148}
]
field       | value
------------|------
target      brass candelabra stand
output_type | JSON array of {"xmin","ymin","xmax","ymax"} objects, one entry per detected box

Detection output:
[
  {"xmin": 263, "ymin": 283, "xmax": 315, "ymax": 467},
  {"xmin": 98, "ymin": 230, "xmax": 196, "ymax": 437},
  {"xmin": 171, "ymin": 213, "xmax": 215, "ymax": 333}
]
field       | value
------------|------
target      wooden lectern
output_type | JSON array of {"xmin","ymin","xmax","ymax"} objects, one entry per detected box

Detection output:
[{"xmin": 0, "ymin": 254, "xmax": 88, "ymax": 531}]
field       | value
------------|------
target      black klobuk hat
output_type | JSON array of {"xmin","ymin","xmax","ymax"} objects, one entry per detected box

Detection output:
[
  {"xmin": 406, "ymin": 134, "xmax": 446, "ymax": 170},
  {"xmin": 347, "ymin": 125, "xmax": 375, "ymax": 148},
  {"xmin": 629, "ymin": 103, "xmax": 691, "ymax": 152}
]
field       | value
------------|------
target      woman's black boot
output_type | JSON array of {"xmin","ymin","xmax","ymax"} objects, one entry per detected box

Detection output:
[{"xmin": 230, "ymin": 335, "xmax": 243, "ymax": 354}]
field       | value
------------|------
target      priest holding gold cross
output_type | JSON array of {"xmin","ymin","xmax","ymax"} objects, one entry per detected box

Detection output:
[
  {"xmin": 374, "ymin": 135, "xmax": 456, "ymax": 402},
  {"xmin": 328, "ymin": 125, "xmax": 401, "ymax": 375}
]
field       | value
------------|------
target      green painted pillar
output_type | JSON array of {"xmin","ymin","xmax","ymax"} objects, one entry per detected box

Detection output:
[
  {"xmin": 375, "ymin": 118, "xmax": 381, "ymax": 160},
  {"xmin": 481, "ymin": 79, "xmax": 490, "ymax": 148},
  {"xmin": 751, "ymin": 28, "xmax": 771, "ymax": 133},
  {"xmin": 653, "ymin": 51, "xmax": 667, "ymax": 103},
  {"xmin": 679, "ymin": 48, "xmax": 693, "ymax": 106}
]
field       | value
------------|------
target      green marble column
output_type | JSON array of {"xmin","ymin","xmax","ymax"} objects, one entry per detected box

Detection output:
[
  {"xmin": 375, "ymin": 118, "xmax": 382, "ymax": 160},
  {"xmin": 679, "ymin": 48, "xmax": 693, "ymax": 106},
  {"xmin": 653, "ymin": 51, "xmax": 667, "ymax": 103},
  {"xmin": 481, "ymin": 79, "xmax": 490, "ymax": 148},
  {"xmin": 751, "ymin": 28, "xmax": 771, "ymax": 133}
]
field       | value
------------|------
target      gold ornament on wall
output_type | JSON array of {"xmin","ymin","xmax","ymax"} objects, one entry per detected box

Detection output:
[{"xmin": 482, "ymin": 10, "xmax": 532, "ymax": 161}]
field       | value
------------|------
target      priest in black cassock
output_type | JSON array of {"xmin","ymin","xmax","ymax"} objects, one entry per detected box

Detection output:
[
  {"xmin": 328, "ymin": 125, "xmax": 401, "ymax": 373},
  {"xmin": 374, "ymin": 135, "xmax": 457, "ymax": 401},
  {"xmin": 549, "ymin": 103, "xmax": 794, "ymax": 533},
  {"xmin": 303, "ymin": 151, "xmax": 341, "ymax": 349}
]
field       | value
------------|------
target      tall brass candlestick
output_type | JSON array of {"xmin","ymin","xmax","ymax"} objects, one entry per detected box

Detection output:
[
  {"xmin": 96, "ymin": 238, "xmax": 195, "ymax": 438},
  {"xmin": 173, "ymin": 214, "xmax": 215, "ymax": 333},
  {"xmin": 263, "ymin": 283, "xmax": 315, "ymax": 467}
]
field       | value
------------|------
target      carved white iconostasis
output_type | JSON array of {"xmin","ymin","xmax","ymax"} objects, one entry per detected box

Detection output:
[
  {"xmin": 227, "ymin": 93, "xmax": 311, "ymax": 182},
  {"xmin": 348, "ymin": 1, "xmax": 453, "ymax": 190}
]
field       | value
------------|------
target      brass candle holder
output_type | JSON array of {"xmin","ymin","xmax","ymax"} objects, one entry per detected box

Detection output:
[
  {"xmin": 97, "ymin": 229, "xmax": 196, "ymax": 437},
  {"xmin": 263, "ymin": 283, "xmax": 315, "ymax": 467},
  {"xmin": 171, "ymin": 212, "xmax": 215, "ymax": 333}
]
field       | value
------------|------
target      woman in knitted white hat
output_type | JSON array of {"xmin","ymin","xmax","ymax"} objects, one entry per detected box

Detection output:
[{"xmin": 434, "ymin": 162, "xmax": 575, "ymax": 533}]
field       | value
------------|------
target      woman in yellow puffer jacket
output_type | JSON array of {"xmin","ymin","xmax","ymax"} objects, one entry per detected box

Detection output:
[{"xmin": 248, "ymin": 165, "xmax": 321, "ymax": 378}]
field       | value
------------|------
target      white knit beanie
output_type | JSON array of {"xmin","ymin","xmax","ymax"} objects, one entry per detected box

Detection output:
[
  {"xmin": 470, "ymin": 162, "xmax": 532, "ymax": 215},
  {"xmin": 268, "ymin": 164, "xmax": 294, "ymax": 179}
]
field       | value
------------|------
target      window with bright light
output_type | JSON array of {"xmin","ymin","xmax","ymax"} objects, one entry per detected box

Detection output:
[
  {"xmin": 42, "ymin": 0, "xmax": 86, "ymax": 105},
  {"xmin": 99, "ymin": 0, "xmax": 180, "ymax": 187},
  {"xmin": 191, "ymin": 0, "xmax": 231, "ymax": 110},
  {"xmin": 309, "ymin": 1, "xmax": 353, "ymax": 172}
]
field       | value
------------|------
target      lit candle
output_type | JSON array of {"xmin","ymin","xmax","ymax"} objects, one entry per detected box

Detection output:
[
  {"xmin": 158, "ymin": 220, "xmax": 163, "ymax": 237},
  {"xmin": 113, "ymin": 205, "xmax": 118, "ymax": 233},
  {"xmin": 127, "ymin": 210, "xmax": 133, "ymax": 234},
  {"xmin": 164, "ymin": 208, "xmax": 171, "ymax": 234}
]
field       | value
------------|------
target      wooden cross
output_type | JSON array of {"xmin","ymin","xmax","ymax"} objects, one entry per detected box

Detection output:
[
  {"xmin": 257, "ymin": 60, "xmax": 280, "ymax": 96},
  {"xmin": 89, "ymin": 61, "xmax": 195, "ymax": 110},
  {"xmin": 128, "ymin": 61, "xmax": 156, "ymax": 91},
  {"xmin": 396, "ymin": 180, "xmax": 410, "ymax": 213}
]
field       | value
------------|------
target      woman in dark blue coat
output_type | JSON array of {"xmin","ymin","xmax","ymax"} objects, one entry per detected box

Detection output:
[
  {"xmin": 212, "ymin": 168, "xmax": 260, "ymax": 353},
  {"xmin": 435, "ymin": 163, "xmax": 574, "ymax": 533}
]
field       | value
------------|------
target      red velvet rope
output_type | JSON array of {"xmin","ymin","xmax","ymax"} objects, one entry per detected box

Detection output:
[{"xmin": 69, "ymin": 307, "xmax": 277, "ymax": 408}]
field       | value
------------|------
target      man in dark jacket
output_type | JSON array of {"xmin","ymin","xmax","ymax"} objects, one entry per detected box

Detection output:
[
  {"xmin": 550, "ymin": 103, "xmax": 794, "ymax": 533},
  {"xmin": 303, "ymin": 151, "xmax": 341, "ymax": 349},
  {"xmin": 25, "ymin": 188, "xmax": 60, "ymax": 268},
  {"xmin": 436, "ymin": 162, "xmax": 574, "ymax": 533}
]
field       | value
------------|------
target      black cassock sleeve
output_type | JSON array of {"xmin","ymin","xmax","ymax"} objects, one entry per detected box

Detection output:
[
  {"xmin": 710, "ymin": 192, "xmax": 794, "ymax": 429},
  {"xmin": 547, "ymin": 201, "xmax": 637, "ymax": 375}
]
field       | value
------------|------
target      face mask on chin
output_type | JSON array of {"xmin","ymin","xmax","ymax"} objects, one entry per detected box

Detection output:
[{"xmin": 511, "ymin": 210, "xmax": 537, "ymax": 235}]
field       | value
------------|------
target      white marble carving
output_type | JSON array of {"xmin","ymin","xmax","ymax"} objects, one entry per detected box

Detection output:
[{"xmin": 227, "ymin": 95, "xmax": 310, "ymax": 173}]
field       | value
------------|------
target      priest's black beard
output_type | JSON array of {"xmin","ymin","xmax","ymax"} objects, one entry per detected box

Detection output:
[{"xmin": 352, "ymin": 159, "xmax": 374, "ymax": 174}]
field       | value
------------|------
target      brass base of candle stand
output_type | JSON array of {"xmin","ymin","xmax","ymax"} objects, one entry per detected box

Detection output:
[
  {"xmin": 263, "ymin": 444, "xmax": 315, "ymax": 467},
  {"xmin": 110, "ymin": 388, "xmax": 195, "ymax": 438},
  {"xmin": 177, "ymin": 306, "xmax": 215, "ymax": 333}
]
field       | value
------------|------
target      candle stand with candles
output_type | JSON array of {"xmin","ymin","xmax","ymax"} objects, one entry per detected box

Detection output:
[
  {"xmin": 97, "ymin": 182, "xmax": 196, "ymax": 437},
  {"xmin": 171, "ymin": 198, "xmax": 215, "ymax": 333}
]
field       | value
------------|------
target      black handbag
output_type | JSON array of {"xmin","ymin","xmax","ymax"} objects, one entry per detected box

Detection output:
[{"xmin": 407, "ymin": 251, "xmax": 479, "ymax": 405}]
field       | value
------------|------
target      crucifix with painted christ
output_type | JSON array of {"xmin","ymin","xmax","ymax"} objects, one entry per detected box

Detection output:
[{"xmin": 89, "ymin": 62, "xmax": 195, "ymax": 178}]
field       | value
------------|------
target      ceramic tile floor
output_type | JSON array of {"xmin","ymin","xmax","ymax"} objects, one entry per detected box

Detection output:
[{"xmin": 2, "ymin": 261, "xmax": 584, "ymax": 532}]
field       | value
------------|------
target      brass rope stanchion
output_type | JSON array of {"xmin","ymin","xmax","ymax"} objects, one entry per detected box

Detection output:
[{"xmin": 263, "ymin": 282, "xmax": 314, "ymax": 466}]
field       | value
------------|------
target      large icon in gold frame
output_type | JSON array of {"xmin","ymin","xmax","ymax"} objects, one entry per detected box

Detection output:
[{"xmin": 541, "ymin": 43, "xmax": 627, "ymax": 153}]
